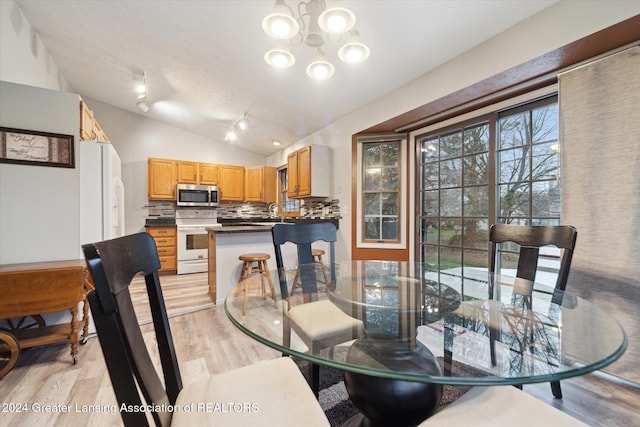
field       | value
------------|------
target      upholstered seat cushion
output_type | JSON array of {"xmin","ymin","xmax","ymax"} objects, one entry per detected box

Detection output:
[
  {"xmin": 288, "ymin": 299, "xmax": 363, "ymax": 342},
  {"xmin": 418, "ymin": 386, "xmax": 587, "ymax": 426},
  {"xmin": 172, "ymin": 357, "xmax": 329, "ymax": 427}
]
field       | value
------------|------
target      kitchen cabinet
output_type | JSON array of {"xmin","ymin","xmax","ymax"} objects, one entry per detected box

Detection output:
[
  {"xmin": 177, "ymin": 161, "xmax": 199, "ymax": 184},
  {"xmin": 79, "ymin": 98, "xmax": 108, "ymax": 141},
  {"xmin": 245, "ymin": 166, "xmax": 277, "ymax": 202},
  {"xmin": 79, "ymin": 99, "xmax": 94, "ymax": 140},
  {"xmin": 147, "ymin": 227, "xmax": 177, "ymax": 272},
  {"xmin": 287, "ymin": 145, "xmax": 331, "ymax": 198},
  {"xmin": 199, "ymin": 163, "xmax": 219, "ymax": 185},
  {"xmin": 176, "ymin": 161, "xmax": 219, "ymax": 185},
  {"xmin": 148, "ymin": 158, "xmax": 177, "ymax": 200},
  {"xmin": 219, "ymin": 165, "xmax": 245, "ymax": 201}
]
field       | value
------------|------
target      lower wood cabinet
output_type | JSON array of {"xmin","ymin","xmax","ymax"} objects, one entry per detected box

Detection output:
[{"xmin": 147, "ymin": 227, "xmax": 177, "ymax": 272}]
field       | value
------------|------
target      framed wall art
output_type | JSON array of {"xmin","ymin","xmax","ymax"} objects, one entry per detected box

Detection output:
[{"xmin": 0, "ymin": 127, "xmax": 75, "ymax": 168}]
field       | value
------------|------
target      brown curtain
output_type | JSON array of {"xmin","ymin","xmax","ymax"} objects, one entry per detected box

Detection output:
[{"xmin": 559, "ymin": 46, "xmax": 640, "ymax": 384}]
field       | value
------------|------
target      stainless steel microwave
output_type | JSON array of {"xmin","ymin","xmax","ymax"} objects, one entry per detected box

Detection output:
[{"xmin": 176, "ymin": 184, "xmax": 219, "ymax": 207}]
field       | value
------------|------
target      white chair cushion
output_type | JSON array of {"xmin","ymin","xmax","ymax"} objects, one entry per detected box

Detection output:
[
  {"xmin": 419, "ymin": 386, "xmax": 587, "ymax": 426},
  {"xmin": 288, "ymin": 299, "xmax": 363, "ymax": 341},
  {"xmin": 172, "ymin": 357, "xmax": 329, "ymax": 427}
]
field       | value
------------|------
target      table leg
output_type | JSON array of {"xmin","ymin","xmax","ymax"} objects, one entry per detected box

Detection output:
[{"xmin": 342, "ymin": 337, "xmax": 443, "ymax": 427}]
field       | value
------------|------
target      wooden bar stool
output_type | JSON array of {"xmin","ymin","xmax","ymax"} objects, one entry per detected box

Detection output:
[
  {"xmin": 234, "ymin": 253, "xmax": 277, "ymax": 315},
  {"xmin": 291, "ymin": 248, "xmax": 329, "ymax": 293}
]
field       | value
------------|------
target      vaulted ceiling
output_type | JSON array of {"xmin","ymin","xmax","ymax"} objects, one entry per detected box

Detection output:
[{"xmin": 15, "ymin": 0, "xmax": 558, "ymax": 155}]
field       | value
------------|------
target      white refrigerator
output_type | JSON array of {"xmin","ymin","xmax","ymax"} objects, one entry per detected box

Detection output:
[{"xmin": 79, "ymin": 141, "xmax": 125, "ymax": 245}]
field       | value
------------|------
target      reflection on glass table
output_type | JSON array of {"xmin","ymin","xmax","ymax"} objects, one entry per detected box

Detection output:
[{"xmin": 225, "ymin": 261, "xmax": 627, "ymax": 427}]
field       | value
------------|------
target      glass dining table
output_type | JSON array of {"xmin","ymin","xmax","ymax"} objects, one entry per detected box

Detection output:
[{"xmin": 225, "ymin": 260, "xmax": 627, "ymax": 426}]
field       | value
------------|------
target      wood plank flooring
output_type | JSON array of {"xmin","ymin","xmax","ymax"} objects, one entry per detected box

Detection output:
[{"xmin": 1, "ymin": 273, "xmax": 638, "ymax": 426}]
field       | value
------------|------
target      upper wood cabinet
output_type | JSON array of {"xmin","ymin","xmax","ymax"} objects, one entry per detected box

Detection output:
[
  {"xmin": 79, "ymin": 98, "xmax": 108, "ymax": 141},
  {"xmin": 199, "ymin": 163, "xmax": 219, "ymax": 185},
  {"xmin": 177, "ymin": 161, "xmax": 199, "ymax": 184},
  {"xmin": 177, "ymin": 161, "xmax": 219, "ymax": 185},
  {"xmin": 287, "ymin": 145, "xmax": 331, "ymax": 198},
  {"xmin": 245, "ymin": 166, "xmax": 277, "ymax": 203},
  {"xmin": 219, "ymin": 165, "xmax": 244, "ymax": 201},
  {"xmin": 148, "ymin": 158, "xmax": 177, "ymax": 200},
  {"xmin": 79, "ymin": 99, "xmax": 95, "ymax": 140}
]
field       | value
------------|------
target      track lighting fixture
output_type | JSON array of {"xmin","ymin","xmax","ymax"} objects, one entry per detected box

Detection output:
[
  {"xmin": 224, "ymin": 112, "xmax": 250, "ymax": 141},
  {"xmin": 135, "ymin": 71, "xmax": 150, "ymax": 113}
]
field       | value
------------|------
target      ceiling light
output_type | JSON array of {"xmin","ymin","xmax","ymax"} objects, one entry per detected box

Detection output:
[
  {"xmin": 136, "ymin": 99, "xmax": 149, "ymax": 113},
  {"xmin": 338, "ymin": 31, "xmax": 370, "ymax": 63},
  {"xmin": 264, "ymin": 47, "xmax": 296, "ymax": 68},
  {"xmin": 238, "ymin": 115, "xmax": 249, "ymax": 131},
  {"xmin": 224, "ymin": 112, "xmax": 250, "ymax": 141},
  {"xmin": 134, "ymin": 70, "xmax": 150, "ymax": 112},
  {"xmin": 306, "ymin": 49, "xmax": 335, "ymax": 80},
  {"xmin": 262, "ymin": 0, "xmax": 300, "ymax": 39},
  {"xmin": 318, "ymin": 2, "xmax": 356, "ymax": 34},
  {"xmin": 262, "ymin": 0, "xmax": 369, "ymax": 80},
  {"xmin": 272, "ymin": 140, "xmax": 281, "ymax": 146},
  {"xmin": 225, "ymin": 129, "xmax": 237, "ymax": 141}
]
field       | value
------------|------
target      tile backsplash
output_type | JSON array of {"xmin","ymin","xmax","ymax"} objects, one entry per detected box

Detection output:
[{"xmin": 145, "ymin": 199, "xmax": 341, "ymax": 220}]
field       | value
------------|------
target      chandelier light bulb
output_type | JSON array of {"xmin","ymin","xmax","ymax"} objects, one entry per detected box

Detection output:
[
  {"xmin": 306, "ymin": 50, "xmax": 335, "ymax": 80},
  {"xmin": 338, "ymin": 42, "xmax": 370, "ymax": 63},
  {"xmin": 318, "ymin": 4, "xmax": 356, "ymax": 35},
  {"xmin": 264, "ymin": 47, "xmax": 296, "ymax": 68},
  {"xmin": 262, "ymin": 0, "xmax": 300, "ymax": 39},
  {"xmin": 338, "ymin": 31, "xmax": 370, "ymax": 63}
]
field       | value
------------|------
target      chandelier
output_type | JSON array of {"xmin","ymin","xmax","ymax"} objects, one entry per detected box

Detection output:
[{"xmin": 262, "ymin": 0, "xmax": 370, "ymax": 80}]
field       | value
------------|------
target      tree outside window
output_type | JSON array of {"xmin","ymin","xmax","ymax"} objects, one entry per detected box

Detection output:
[{"xmin": 363, "ymin": 142, "xmax": 400, "ymax": 243}]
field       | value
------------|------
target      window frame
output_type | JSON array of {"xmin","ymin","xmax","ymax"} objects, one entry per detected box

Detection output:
[{"xmin": 356, "ymin": 135, "xmax": 407, "ymax": 249}]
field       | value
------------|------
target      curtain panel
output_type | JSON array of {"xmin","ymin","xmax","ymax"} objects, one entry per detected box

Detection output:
[{"xmin": 559, "ymin": 46, "xmax": 640, "ymax": 383}]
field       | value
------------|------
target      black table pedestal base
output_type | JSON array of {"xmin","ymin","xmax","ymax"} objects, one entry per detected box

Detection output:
[{"xmin": 342, "ymin": 338, "xmax": 443, "ymax": 427}]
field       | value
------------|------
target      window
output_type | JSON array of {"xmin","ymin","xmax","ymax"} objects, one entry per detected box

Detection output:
[
  {"xmin": 278, "ymin": 168, "xmax": 299, "ymax": 214},
  {"xmin": 418, "ymin": 121, "xmax": 490, "ymax": 273},
  {"xmin": 363, "ymin": 141, "xmax": 400, "ymax": 242},
  {"xmin": 416, "ymin": 95, "xmax": 559, "ymax": 275},
  {"xmin": 356, "ymin": 136, "xmax": 407, "ymax": 249},
  {"xmin": 497, "ymin": 101, "xmax": 560, "ymax": 226}
]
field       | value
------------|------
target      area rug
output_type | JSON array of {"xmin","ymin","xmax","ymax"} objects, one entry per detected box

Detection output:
[{"xmin": 295, "ymin": 358, "xmax": 473, "ymax": 426}]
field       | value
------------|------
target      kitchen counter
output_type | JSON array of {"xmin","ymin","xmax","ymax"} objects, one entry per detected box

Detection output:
[
  {"xmin": 144, "ymin": 217, "xmax": 176, "ymax": 227},
  {"xmin": 206, "ymin": 221, "xmax": 332, "ymax": 304},
  {"xmin": 210, "ymin": 224, "xmax": 274, "ymax": 233}
]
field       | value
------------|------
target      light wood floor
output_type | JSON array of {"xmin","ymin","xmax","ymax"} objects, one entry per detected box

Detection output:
[{"xmin": 1, "ymin": 273, "xmax": 638, "ymax": 427}]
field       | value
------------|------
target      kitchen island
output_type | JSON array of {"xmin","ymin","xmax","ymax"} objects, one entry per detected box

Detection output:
[{"xmin": 206, "ymin": 221, "xmax": 335, "ymax": 304}]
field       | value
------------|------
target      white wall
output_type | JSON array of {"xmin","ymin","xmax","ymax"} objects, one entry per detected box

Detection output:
[
  {"xmin": 267, "ymin": 1, "xmax": 640, "ymax": 261},
  {"xmin": 0, "ymin": 82, "xmax": 80, "ymax": 264},
  {"xmin": 0, "ymin": 0, "xmax": 71, "ymax": 92}
]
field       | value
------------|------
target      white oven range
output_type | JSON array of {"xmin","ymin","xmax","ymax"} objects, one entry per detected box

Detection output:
[{"xmin": 175, "ymin": 209, "xmax": 221, "ymax": 275}]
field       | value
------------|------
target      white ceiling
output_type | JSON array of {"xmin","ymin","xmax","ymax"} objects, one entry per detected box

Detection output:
[{"xmin": 15, "ymin": 0, "xmax": 557, "ymax": 155}]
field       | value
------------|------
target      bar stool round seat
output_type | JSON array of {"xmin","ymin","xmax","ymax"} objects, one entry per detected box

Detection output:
[{"xmin": 234, "ymin": 253, "xmax": 277, "ymax": 315}]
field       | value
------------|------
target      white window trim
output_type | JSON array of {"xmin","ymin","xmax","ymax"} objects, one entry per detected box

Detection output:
[{"xmin": 356, "ymin": 136, "xmax": 407, "ymax": 249}]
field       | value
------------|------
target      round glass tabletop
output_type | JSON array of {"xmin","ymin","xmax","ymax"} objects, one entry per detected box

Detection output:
[{"xmin": 225, "ymin": 260, "xmax": 627, "ymax": 386}]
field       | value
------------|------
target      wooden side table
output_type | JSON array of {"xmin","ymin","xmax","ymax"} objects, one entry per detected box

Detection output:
[{"xmin": 0, "ymin": 259, "xmax": 92, "ymax": 378}]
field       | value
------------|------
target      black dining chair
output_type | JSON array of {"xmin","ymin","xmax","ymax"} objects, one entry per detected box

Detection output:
[
  {"xmin": 82, "ymin": 232, "xmax": 329, "ymax": 427},
  {"xmin": 444, "ymin": 224, "xmax": 577, "ymax": 399},
  {"xmin": 272, "ymin": 223, "xmax": 363, "ymax": 397}
]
